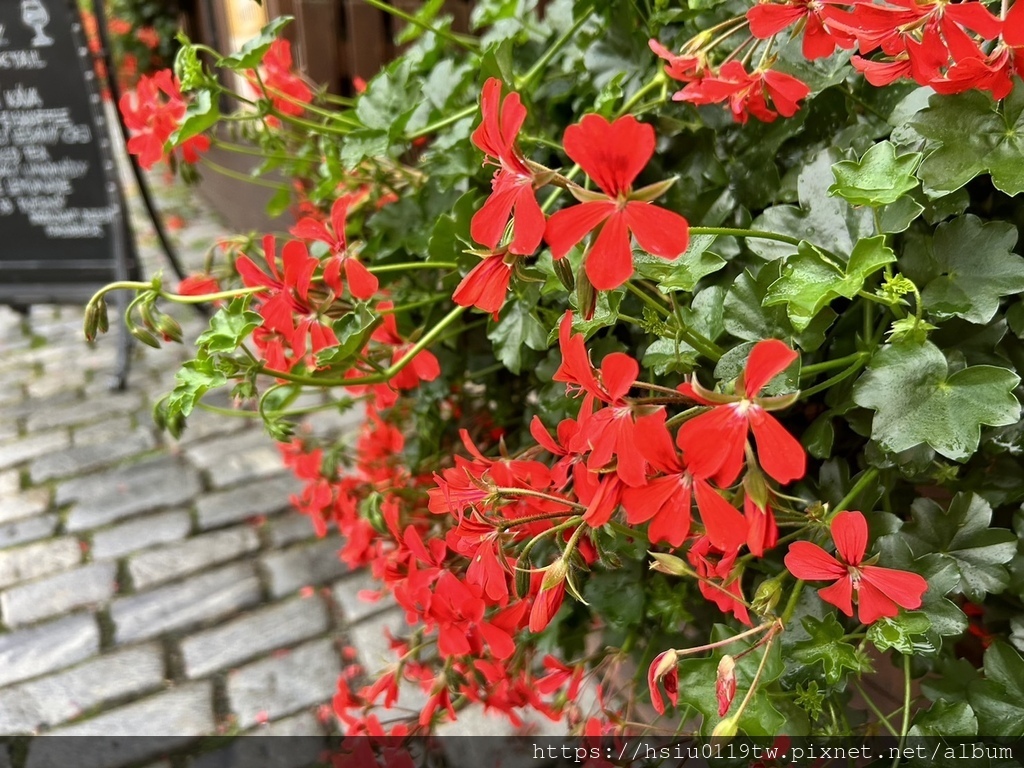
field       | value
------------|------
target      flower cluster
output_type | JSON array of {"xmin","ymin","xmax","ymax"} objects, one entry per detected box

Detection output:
[{"xmin": 120, "ymin": 70, "xmax": 210, "ymax": 169}]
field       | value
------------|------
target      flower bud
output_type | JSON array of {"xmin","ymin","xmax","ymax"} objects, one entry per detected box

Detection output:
[
  {"xmin": 130, "ymin": 325, "xmax": 162, "ymax": 349},
  {"xmin": 716, "ymin": 655, "xmax": 737, "ymax": 717},
  {"xmin": 648, "ymin": 551, "xmax": 694, "ymax": 577},
  {"xmin": 552, "ymin": 257, "xmax": 575, "ymax": 292},
  {"xmin": 575, "ymin": 265, "xmax": 597, "ymax": 321},
  {"xmin": 83, "ymin": 299, "xmax": 105, "ymax": 341},
  {"xmin": 752, "ymin": 577, "xmax": 783, "ymax": 616},
  {"xmin": 157, "ymin": 314, "xmax": 183, "ymax": 344},
  {"xmin": 541, "ymin": 558, "xmax": 569, "ymax": 592}
]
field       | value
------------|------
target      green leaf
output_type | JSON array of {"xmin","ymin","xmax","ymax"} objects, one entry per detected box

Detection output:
[
  {"xmin": 715, "ymin": 341, "xmax": 799, "ymax": 396},
  {"xmin": 765, "ymin": 237, "xmax": 895, "ymax": 331},
  {"xmin": 195, "ymin": 296, "xmax": 263, "ymax": 354},
  {"xmin": 793, "ymin": 614, "xmax": 864, "ymax": 685},
  {"xmin": 902, "ymin": 493, "xmax": 1018, "ymax": 603},
  {"xmin": 803, "ymin": 414, "xmax": 834, "ymax": 460},
  {"xmin": 340, "ymin": 129, "xmax": 391, "ymax": 170},
  {"xmin": 910, "ymin": 700, "xmax": 978, "ymax": 737},
  {"xmin": 642, "ymin": 338, "xmax": 698, "ymax": 376},
  {"xmin": 867, "ymin": 612, "xmax": 936, "ymax": 655},
  {"xmin": 852, "ymin": 342, "xmax": 1021, "ymax": 461},
  {"xmin": 169, "ymin": 90, "xmax": 219, "ymax": 146},
  {"xmin": 488, "ymin": 301, "xmax": 548, "ymax": 374},
  {"xmin": 921, "ymin": 215, "xmax": 1024, "ymax": 325},
  {"xmin": 217, "ymin": 16, "xmax": 292, "ymax": 70},
  {"xmin": 316, "ymin": 308, "xmax": 380, "ymax": 369},
  {"xmin": 828, "ymin": 141, "xmax": 921, "ymax": 207},
  {"xmin": 675, "ymin": 625, "xmax": 786, "ymax": 736},
  {"xmin": 167, "ymin": 354, "xmax": 227, "ymax": 419},
  {"xmin": 748, "ymin": 149, "xmax": 874, "ymax": 260},
  {"xmin": 878, "ymin": 196, "xmax": 925, "ymax": 234},
  {"xmin": 634, "ymin": 235, "xmax": 724, "ymax": 292},
  {"xmin": 968, "ymin": 642, "xmax": 1024, "ymax": 736},
  {"xmin": 912, "ymin": 83, "xmax": 1024, "ymax": 196}
]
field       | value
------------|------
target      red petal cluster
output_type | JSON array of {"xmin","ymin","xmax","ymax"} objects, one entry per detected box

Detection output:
[{"xmin": 120, "ymin": 70, "xmax": 210, "ymax": 169}]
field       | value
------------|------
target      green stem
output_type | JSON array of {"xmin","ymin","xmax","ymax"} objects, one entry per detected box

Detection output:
[
  {"xmin": 163, "ymin": 287, "xmax": 264, "ymax": 304},
  {"xmin": 853, "ymin": 682, "xmax": 900, "ymax": 738},
  {"xmin": 834, "ymin": 467, "xmax": 880, "ymax": 517},
  {"xmin": 407, "ymin": 105, "xmax": 477, "ymax": 141},
  {"xmin": 517, "ymin": 9, "xmax": 594, "ymax": 90},
  {"xmin": 779, "ymin": 580, "xmax": 804, "ymax": 625},
  {"xmin": 618, "ymin": 73, "xmax": 666, "ymax": 116},
  {"xmin": 800, "ymin": 352, "xmax": 867, "ymax": 377},
  {"xmin": 361, "ymin": 0, "xmax": 478, "ymax": 50},
  {"xmin": 893, "ymin": 656, "xmax": 913, "ymax": 767},
  {"xmin": 210, "ymin": 137, "xmax": 302, "ymax": 162},
  {"xmin": 199, "ymin": 157, "xmax": 291, "ymax": 190},
  {"xmin": 688, "ymin": 226, "xmax": 801, "ymax": 247},
  {"xmin": 798, "ymin": 357, "xmax": 868, "ymax": 399},
  {"xmin": 367, "ymin": 261, "xmax": 457, "ymax": 273}
]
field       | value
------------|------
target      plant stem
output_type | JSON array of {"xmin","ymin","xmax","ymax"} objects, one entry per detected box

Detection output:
[
  {"xmin": 688, "ymin": 226, "xmax": 801, "ymax": 247},
  {"xmin": 800, "ymin": 352, "xmax": 867, "ymax": 377},
  {"xmin": 673, "ymin": 622, "xmax": 776, "ymax": 658},
  {"xmin": 780, "ymin": 580, "xmax": 804, "ymax": 625},
  {"xmin": 495, "ymin": 487, "xmax": 584, "ymax": 510},
  {"xmin": 729, "ymin": 627, "xmax": 779, "ymax": 725},
  {"xmin": 852, "ymin": 681, "xmax": 900, "ymax": 738},
  {"xmin": 798, "ymin": 357, "xmax": 868, "ymax": 399},
  {"xmin": 893, "ymin": 656, "xmax": 913, "ymax": 767},
  {"xmin": 362, "ymin": 0, "xmax": 478, "ymax": 50},
  {"xmin": 517, "ymin": 9, "xmax": 594, "ymax": 90},
  {"xmin": 834, "ymin": 467, "xmax": 880, "ymax": 516},
  {"xmin": 367, "ymin": 261, "xmax": 457, "ymax": 273},
  {"xmin": 407, "ymin": 105, "xmax": 477, "ymax": 141},
  {"xmin": 199, "ymin": 157, "xmax": 291, "ymax": 190}
]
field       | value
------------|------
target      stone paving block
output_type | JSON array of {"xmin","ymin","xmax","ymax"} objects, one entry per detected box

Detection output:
[
  {"xmin": 26, "ymin": 683, "xmax": 214, "ymax": 768},
  {"xmin": 195, "ymin": 474, "xmax": 302, "ymax": 530},
  {"xmin": 181, "ymin": 596, "xmax": 330, "ymax": 679},
  {"xmin": 0, "ymin": 537, "xmax": 81, "ymax": 590},
  {"xmin": 73, "ymin": 415, "xmax": 137, "ymax": 446},
  {"xmin": 0, "ymin": 422, "xmax": 17, "ymax": 442},
  {"xmin": 0, "ymin": 391, "xmax": 79, "ymax": 421},
  {"xmin": 63, "ymin": 459, "xmax": 202, "ymax": 532},
  {"xmin": 169, "ymin": 404, "xmax": 250, "ymax": 446},
  {"xmin": 260, "ymin": 538, "xmax": 348, "ymax": 598},
  {"xmin": 264, "ymin": 513, "xmax": 317, "ymax": 548},
  {"xmin": 0, "ymin": 644, "xmax": 165, "ymax": 733},
  {"xmin": 111, "ymin": 563, "xmax": 262, "ymax": 643},
  {"xmin": 1, "ymin": 561, "xmax": 118, "ymax": 628},
  {"xmin": 226, "ymin": 638, "xmax": 340, "ymax": 729},
  {"xmin": 330, "ymin": 571, "xmax": 394, "ymax": 624},
  {"xmin": 30, "ymin": 430, "xmax": 158, "ymax": 483},
  {"xmin": 90, "ymin": 509, "xmax": 192, "ymax": 560},
  {"xmin": 0, "ymin": 431, "xmax": 71, "ymax": 471},
  {"xmin": 0, "ymin": 469, "xmax": 19, "ymax": 495},
  {"xmin": 346, "ymin": 607, "xmax": 407, "ymax": 677},
  {"xmin": 0, "ymin": 488, "xmax": 49, "ymax": 525},
  {"xmin": 128, "ymin": 526, "xmax": 259, "ymax": 591},
  {"xmin": 25, "ymin": 392, "xmax": 143, "ymax": 432},
  {"xmin": 0, "ymin": 614, "xmax": 100, "ymax": 687},
  {"xmin": 184, "ymin": 430, "xmax": 284, "ymax": 488},
  {"xmin": 0, "ymin": 514, "xmax": 58, "ymax": 549}
]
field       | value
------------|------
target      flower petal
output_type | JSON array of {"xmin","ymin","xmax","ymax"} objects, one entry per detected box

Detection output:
[
  {"xmin": 744, "ymin": 339, "xmax": 798, "ymax": 397},
  {"xmin": 585, "ymin": 211, "xmax": 634, "ymax": 291},
  {"xmin": 861, "ymin": 565, "xmax": 928, "ymax": 612},
  {"xmin": 748, "ymin": 409, "xmax": 806, "ymax": 485},
  {"xmin": 784, "ymin": 541, "xmax": 847, "ymax": 581},
  {"xmin": 818, "ymin": 576, "xmax": 855, "ymax": 617},
  {"xmin": 545, "ymin": 201, "xmax": 615, "ymax": 259},
  {"xmin": 563, "ymin": 114, "xmax": 655, "ymax": 197},
  {"xmin": 830, "ymin": 510, "xmax": 868, "ymax": 566},
  {"xmin": 624, "ymin": 202, "xmax": 689, "ymax": 260}
]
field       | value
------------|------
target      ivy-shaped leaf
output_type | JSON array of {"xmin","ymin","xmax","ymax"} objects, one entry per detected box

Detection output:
[
  {"xmin": 852, "ymin": 342, "xmax": 1020, "ymax": 461},
  {"xmin": 317, "ymin": 308, "xmax": 380, "ymax": 369},
  {"xmin": 910, "ymin": 700, "xmax": 978, "ymax": 737},
  {"xmin": 642, "ymin": 338, "xmax": 698, "ymax": 375},
  {"xmin": 912, "ymin": 83, "xmax": 1024, "ymax": 196},
  {"xmin": 169, "ymin": 90, "xmax": 219, "ymax": 147},
  {"xmin": 867, "ymin": 612, "xmax": 936, "ymax": 655},
  {"xmin": 195, "ymin": 296, "xmax": 263, "ymax": 354},
  {"xmin": 167, "ymin": 354, "xmax": 228, "ymax": 419},
  {"xmin": 968, "ymin": 642, "xmax": 1024, "ymax": 736},
  {"xmin": 488, "ymin": 300, "xmax": 548, "ymax": 374},
  {"xmin": 902, "ymin": 493, "xmax": 1018, "ymax": 603},
  {"xmin": 633, "ymin": 235, "xmax": 724, "ymax": 293},
  {"xmin": 793, "ymin": 614, "xmax": 865, "ymax": 685},
  {"xmin": 765, "ymin": 237, "xmax": 895, "ymax": 331},
  {"xmin": 829, "ymin": 141, "xmax": 921, "ymax": 207},
  {"xmin": 216, "ymin": 16, "xmax": 293, "ymax": 70},
  {"xmin": 921, "ymin": 215, "xmax": 1024, "ymax": 325}
]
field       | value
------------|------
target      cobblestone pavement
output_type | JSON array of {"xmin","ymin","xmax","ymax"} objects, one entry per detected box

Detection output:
[{"xmin": 0, "ymin": 165, "xmax": 530, "ymax": 759}]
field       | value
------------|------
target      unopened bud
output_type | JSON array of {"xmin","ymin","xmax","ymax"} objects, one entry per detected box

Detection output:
[
  {"xmin": 648, "ymin": 551, "xmax": 694, "ymax": 577},
  {"xmin": 157, "ymin": 314, "xmax": 183, "ymax": 343},
  {"xmin": 716, "ymin": 655, "xmax": 737, "ymax": 717},
  {"xmin": 575, "ymin": 265, "xmax": 597, "ymax": 321},
  {"xmin": 83, "ymin": 300, "xmax": 104, "ymax": 341},
  {"xmin": 552, "ymin": 257, "xmax": 575, "ymax": 292},
  {"xmin": 514, "ymin": 561, "xmax": 531, "ymax": 600},
  {"xmin": 130, "ymin": 325, "xmax": 162, "ymax": 349},
  {"xmin": 752, "ymin": 577, "xmax": 783, "ymax": 616},
  {"xmin": 541, "ymin": 558, "xmax": 569, "ymax": 592}
]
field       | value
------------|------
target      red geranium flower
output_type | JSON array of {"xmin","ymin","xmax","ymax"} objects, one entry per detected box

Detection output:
[
  {"xmin": 452, "ymin": 248, "xmax": 515, "ymax": 319},
  {"xmin": 677, "ymin": 62, "xmax": 810, "ymax": 124},
  {"xmin": 677, "ymin": 339, "xmax": 805, "ymax": 487},
  {"xmin": 471, "ymin": 78, "xmax": 545, "ymax": 255},
  {"xmin": 120, "ymin": 70, "xmax": 210, "ymax": 169},
  {"xmin": 747, "ymin": 0, "xmax": 855, "ymax": 60},
  {"xmin": 258, "ymin": 39, "xmax": 313, "ymax": 117},
  {"xmin": 544, "ymin": 114, "xmax": 689, "ymax": 291},
  {"xmin": 290, "ymin": 193, "xmax": 378, "ymax": 300},
  {"xmin": 785, "ymin": 510, "xmax": 928, "ymax": 624}
]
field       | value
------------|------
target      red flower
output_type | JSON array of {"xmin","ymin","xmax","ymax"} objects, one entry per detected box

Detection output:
[
  {"xmin": 747, "ymin": 0, "xmax": 855, "ymax": 60},
  {"xmin": 136, "ymin": 26, "xmax": 160, "ymax": 50},
  {"xmin": 258, "ymin": 39, "xmax": 313, "ymax": 117},
  {"xmin": 471, "ymin": 78, "xmax": 545, "ymax": 255},
  {"xmin": 452, "ymin": 249, "xmax": 515, "ymax": 319},
  {"xmin": 120, "ymin": 70, "xmax": 210, "ymax": 169},
  {"xmin": 290, "ymin": 193, "xmax": 378, "ymax": 300},
  {"xmin": 178, "ymin": 273, "xmax": 219, "ymax": 296},
  {"xmin": 677, "ymin": 338, "xmax": 805, "ymax": 487},
  {"xmin": 544, "ymin": 115, "xmax": 689, "ymax": 291},
  {"xmin": 648, "ymin": 39, "xmax": 704, "ymax": 82},
  {"xmin": 785, "ymin": 511, "xmax": 928, "ymax": 624},
  {"xmin": 677, "ymin": 62, "xmax": 810, "ymax": 124},
  {"xmin": 647, "ymin": 649, "xmax": 679, "ymax": 715}
]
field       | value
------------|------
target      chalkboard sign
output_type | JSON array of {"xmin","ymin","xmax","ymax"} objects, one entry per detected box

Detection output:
[{"xmin": 0, "ymin": 0, "xmax": 137, "ymax": 304}]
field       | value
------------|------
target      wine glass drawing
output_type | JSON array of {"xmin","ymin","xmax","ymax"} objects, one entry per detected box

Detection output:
[{"xmin": 21, "ymin": 0, "xmax": 54, "ymax": 48}]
